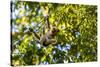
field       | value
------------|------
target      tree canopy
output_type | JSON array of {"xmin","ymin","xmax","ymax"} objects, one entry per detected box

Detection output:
[{"xmin": 11, "ymin": 1, "xmax": 97, "ymax": 66}]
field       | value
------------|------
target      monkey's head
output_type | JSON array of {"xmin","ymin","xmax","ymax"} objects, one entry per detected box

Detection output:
[{"xmin": 51, "ymin": 27, "xmax": 59, "ymax": 36}]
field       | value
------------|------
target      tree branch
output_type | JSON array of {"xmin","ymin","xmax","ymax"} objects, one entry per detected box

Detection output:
[{"xmin": 33, "ymin": 31, "xmax": 40, "ymax": 40}]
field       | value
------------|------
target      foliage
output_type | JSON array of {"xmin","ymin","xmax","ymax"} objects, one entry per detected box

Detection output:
[{"xmin": 11, "ymin": 1, "xmax": 97, "ymax": 66}]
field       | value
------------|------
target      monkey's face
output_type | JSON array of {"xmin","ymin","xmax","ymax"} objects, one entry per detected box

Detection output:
[{"xmin": 51, "ymin": 27, "xmax": 59, "ymax": 36}]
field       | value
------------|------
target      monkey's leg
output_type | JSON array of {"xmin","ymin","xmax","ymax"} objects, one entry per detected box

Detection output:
[{"xmin": 39, "ymin": 35, "xmax": 46, "ymax": 45}]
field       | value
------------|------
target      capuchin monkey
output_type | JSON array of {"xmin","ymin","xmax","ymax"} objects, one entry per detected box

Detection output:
[{"xmin": 39, "ymin": 27, "xmax": 59, "ymax": 46}]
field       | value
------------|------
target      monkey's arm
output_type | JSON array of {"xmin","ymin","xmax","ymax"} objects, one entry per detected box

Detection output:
[
  {"xmin": 45, "ymin": 16, "xmax": 50, "ymax": 29},
  {"xmin": 43, "ymin": 6, "xmax": 50, "ymax": 29}
]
